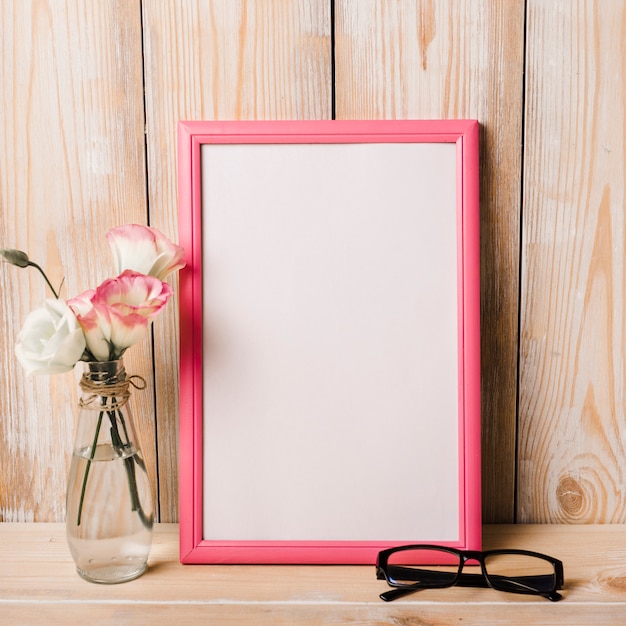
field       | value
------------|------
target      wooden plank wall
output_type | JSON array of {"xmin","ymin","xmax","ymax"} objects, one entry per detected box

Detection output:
[
  {"xmin": 0, "ymin": 0, "xmax": 624, "ymax": 526},
  {"xmin": 518, "ymin": 2, "xmax": 626, "ymax": 523}
]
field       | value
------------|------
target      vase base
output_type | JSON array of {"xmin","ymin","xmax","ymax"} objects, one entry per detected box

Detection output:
[{"xmin": 76, "ymin": 562, "xmax": 147, "ymax": 584}]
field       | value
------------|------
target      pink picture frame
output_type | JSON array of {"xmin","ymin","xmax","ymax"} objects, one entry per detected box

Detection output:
[{"xmin": 178, "ymin": 120, "xmax": 481, "ymax": 564}]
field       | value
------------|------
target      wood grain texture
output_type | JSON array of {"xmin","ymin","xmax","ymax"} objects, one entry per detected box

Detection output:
[
  {"xmin": 3, "ymin": 523, "xmax": 626, "ymax": 624},
  {"xmin": 141, "ymin": 0, "xmax": 332, "ymax": 521},
  {"xmin": 334, "ymin": 0, "xmax": 526, "ymax": 522},
  {"xmin": 4, "ymin": 0, "xmax": 626, "ymax": 529},
  {"xmin": 0, "ymin": 1, "xmax": 152, "ymax": 521},
  {"xmin": 518, "ymin": 2, "xmax": 626, "ymax": 522}
]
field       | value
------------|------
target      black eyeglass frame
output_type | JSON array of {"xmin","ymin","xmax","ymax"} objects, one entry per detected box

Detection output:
[{"xmin": 376, "ymin": 544, "xmax": 564, "ymax": 602}]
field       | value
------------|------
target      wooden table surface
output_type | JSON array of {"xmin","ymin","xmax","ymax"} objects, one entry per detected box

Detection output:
[{"xmin": 2, "ymin": 523, "xmax": 626, "ymax": 625}]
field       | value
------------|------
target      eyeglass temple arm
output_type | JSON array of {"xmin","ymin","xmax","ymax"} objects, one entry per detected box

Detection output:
[
  {"xmin": 379, "ymin": 586, "xmax": 422, "ymax": 602},
  {"xmin": 383, "ymin": 565, "xmax": 491, "ymax": 587},
  {"xmin": 379, "ymin": 569, "xmax": 563, "ymax": 603},
  {"xmin": 378, "ymin": 570, "xmax": 492, "ymax": 602},
  {"xmin": 380, "ymin": 582, "xmax": 562, "ymax": 603},
  {"xmin": 384, "ymin": 565, "xmax": 560, "ymax": 590}
]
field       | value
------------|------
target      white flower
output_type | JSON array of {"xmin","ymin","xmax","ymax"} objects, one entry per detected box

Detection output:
[
  {"xmin": 106, "ymin": 224, "xmax": 185, "ymax": 281},
  {"xmin": 15, "ymin": 299, "xmax": 87, "ymax": 375}
]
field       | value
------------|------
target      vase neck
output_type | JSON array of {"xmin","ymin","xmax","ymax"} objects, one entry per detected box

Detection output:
[{"xmin": 84, "ymin": 359, "xmax": 126, "ymax": 384}]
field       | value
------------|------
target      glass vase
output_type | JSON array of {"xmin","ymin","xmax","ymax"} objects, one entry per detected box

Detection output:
[{"xmin": 65, "ymin": 359, "xmax": 154, "ymax": 583}]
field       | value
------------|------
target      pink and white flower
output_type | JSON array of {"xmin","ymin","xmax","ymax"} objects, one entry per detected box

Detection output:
[
  {"xmin": 66, "ymin": 289, "xmax": 110, "ymax": 361},
  {"xmin": 15, "ymin": 299, "xmax": 87, "ymax": 376},
  {"xmin": 106, "ymin": 224, "xmax": 185, "ymax": 281},
  {"xmin": 96, "ymin": 270, "xmax": 173, "ymax": 355},
  {"xmin": 69, "ymin": 270, "xmax": 173, "ymax": 361}
]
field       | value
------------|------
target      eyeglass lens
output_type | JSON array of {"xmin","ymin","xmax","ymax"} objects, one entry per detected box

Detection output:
[
  {"xmin": 483, "ymin": 552, "xmax": 556, "ymax": 595},
  {"xmin": 386, "ymin": 548, "xmax": 557, "ymax": 596},
  {"xmin": 386, "ymin": 548, "xmax": 460, "ymax": 587}
]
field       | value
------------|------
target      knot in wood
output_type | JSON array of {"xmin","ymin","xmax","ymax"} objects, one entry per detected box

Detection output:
[{"xmin": 556, "ymin": 476, "xmax": 585, "ymax": 519}]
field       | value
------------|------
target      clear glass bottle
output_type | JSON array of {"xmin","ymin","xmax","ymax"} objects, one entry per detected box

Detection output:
[{"xmin": 65, "ymin": 359, "xmax": 154, "ymax": 583}]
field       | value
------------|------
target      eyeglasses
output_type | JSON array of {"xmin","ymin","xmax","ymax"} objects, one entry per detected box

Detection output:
[{"xmin": 376, "ymin": 545, "xmax": 564, "ymax": 602}]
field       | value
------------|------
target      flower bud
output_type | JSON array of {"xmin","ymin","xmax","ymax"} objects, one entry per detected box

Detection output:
[{"xmin": 0, "ymin": 248, "xmax": 30, "ymax": 268}]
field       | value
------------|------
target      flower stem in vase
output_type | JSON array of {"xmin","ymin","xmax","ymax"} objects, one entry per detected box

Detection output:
[
  {"xmin": 108, "ymin": 404, "xmax": 151, "ymax": 528},
  {"xmin": 76, "ymin": 408, "xmax": 104, "ymax": 527}
]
